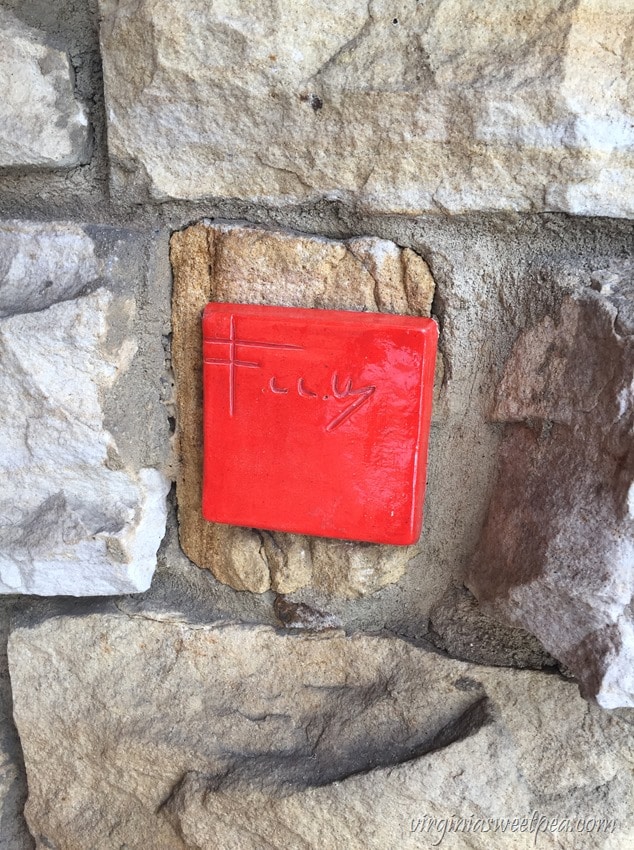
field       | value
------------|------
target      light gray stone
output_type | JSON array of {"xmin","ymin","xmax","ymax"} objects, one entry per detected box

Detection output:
[
  {"xmin": 0, "ymin": 222, "xmax": 169, "ymax": 596},
  {"xmin": 8, "ymin": 608, "xmax": 634, "ymax": 849},
  {"xmin": 467, "ymin": 274, "xmax": 634, "ymax": 708},
  {"xmin": 99, "ymin": 0, "xmax": 634, "ymax": 216},
  {"xmin": 0, "ymin": 221, "xmax": 99, "ymax": 318},
  {"xmin": 0, "ymin": 8, "xmax": 89, "ymax": 168}
]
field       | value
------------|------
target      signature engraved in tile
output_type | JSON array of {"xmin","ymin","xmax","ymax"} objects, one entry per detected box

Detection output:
[
  {"xmin": 267, "ymin": 370, "xmax": 376, "ymax": 431},
  {"xmin": 204, "ymin": 316, "xmax": 375, "ymax": 429},
  {"xmin": 326, "ymin": 372, "xmax": 376, "ymax": 432},
  {"xmin": 297, "ymin": 377, "xmax": 318, "ymax": 398}
]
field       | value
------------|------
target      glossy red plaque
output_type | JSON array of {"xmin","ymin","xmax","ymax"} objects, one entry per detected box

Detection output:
[{"xmin": 202, "ymin": 303, "xmax": 437, "ymax": 545}]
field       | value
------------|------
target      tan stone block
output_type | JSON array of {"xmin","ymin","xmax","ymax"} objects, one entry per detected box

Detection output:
[{"xmin": 170, "ymin": 222, "xmax": 435, "ymax": 595}]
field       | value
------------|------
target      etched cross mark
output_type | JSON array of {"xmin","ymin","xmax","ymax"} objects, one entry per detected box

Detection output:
[{"xmin": 204, "ymin": 315, "xmax": 302, "ymax": 416}]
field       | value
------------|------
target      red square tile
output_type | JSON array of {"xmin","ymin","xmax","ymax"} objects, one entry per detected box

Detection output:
[{"xmin": 202, "ymin": 303, "xmax": 437, "ymax": 545}]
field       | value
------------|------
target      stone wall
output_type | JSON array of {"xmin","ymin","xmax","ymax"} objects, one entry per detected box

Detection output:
[{"xmin": 0, "ymin": 1, "xmax": 632, "ymax": 848}]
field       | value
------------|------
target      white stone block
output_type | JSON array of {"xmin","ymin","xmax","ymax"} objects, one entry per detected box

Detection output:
[
  {"xmin": 0, "ymin": 8, "xmax": 89, "ymax": 168},
  {"xmin": 0, "ymin": 222, "xmax": 169, "ymax": 596}
]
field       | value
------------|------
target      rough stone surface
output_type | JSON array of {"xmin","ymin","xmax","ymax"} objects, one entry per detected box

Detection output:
[
  {"xmin": 0, "ymin": 222, "xmax": 169, "ymax": 595},
  {"xmin": 0, "ymin": 0, "xmax": 633, "ymax": 843},
  {"xmin": 0, "ymin": 220, "xmax": 100, "ymax": 319},
  {"xmin": 428, "ymin": 583, "xmax": 559, "ymax": 671},
  {"xmin": 171, "ymin": 221, "xmax": 435, "ymax": 596},
  {"xmin": 0, "ymin": 604, "xmax": 33, "ymax": 850},
  {"xmin": 0, "ymin": 8, "xmax": 89, "ymax": 169},
  {"xmin": 467, "ymin": 274, "xmax": 634, "ymax": 708},
  {"xmin": 99, "ymin": 0, "xmax": 634, "ymax": 216},
  {"xmin": 8, "ymin": 607, "xmax": 634, "ymax": 849}
]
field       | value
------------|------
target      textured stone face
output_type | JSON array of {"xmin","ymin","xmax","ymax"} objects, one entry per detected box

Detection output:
[
  {"xmin": 0, "ymin": 8, "xmax": 89, "ymax": 168},
  {"xmin": 0, "ymin": 222, "xmax": 169, "ymax": 596},
  {"xmin": 8, "ymin": 608, "xmax": 634, "ymax": 849},
  {"xmin": 0, "ymin": 605, "xmax": 31, "ymax": 850},
  {"xmin": 99, "ymin": 0, "xmax": 634, "ymax": 216},
  {"xmin": 467, "ymin": 273, "xmax": 634, "ymax": 708},
  {"xmin": 171, "ymin": 221, "xmax": 436, "ymax": 596}
]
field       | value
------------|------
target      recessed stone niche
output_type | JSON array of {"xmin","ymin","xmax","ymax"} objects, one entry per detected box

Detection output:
[{"xmin": 170, "ymin": 222, "xmax": 437, "ymax": 596}]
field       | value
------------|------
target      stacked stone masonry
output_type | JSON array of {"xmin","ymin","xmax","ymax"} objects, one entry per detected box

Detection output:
[{"xmin": 0, "ymin": 1, "xmax": 632, "ymax": 848}]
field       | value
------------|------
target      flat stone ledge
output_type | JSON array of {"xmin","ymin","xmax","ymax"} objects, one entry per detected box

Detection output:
[{"xmin": 8, "ymin": 608, "xmax": 634, "ymax": 849}]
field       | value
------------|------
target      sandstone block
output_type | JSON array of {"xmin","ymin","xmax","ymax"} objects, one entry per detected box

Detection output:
[
  {"xmin": 171, "ymin": 222, "xmax": 435, "ymax": 596},
  {"xmin": 8, "ymin": 608, "xmax": 634, "ymax": 848},
  {"xmin": 467, "ymin": 271, "xmax": 634, "ymax": 708}
]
